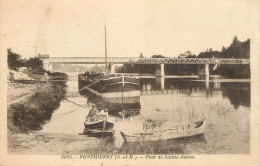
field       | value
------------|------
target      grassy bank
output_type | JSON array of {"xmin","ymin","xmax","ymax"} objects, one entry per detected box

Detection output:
[{"xmin": 8, "ymin": 81, "xmax": 67, "ymax": 133}]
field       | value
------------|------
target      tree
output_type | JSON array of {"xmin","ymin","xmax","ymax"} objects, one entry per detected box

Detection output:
[
  {"xmin": 230, "ymin": 36, "xmax": 241, "ymax": 50},
  {"xmin": 178, "ymin": 51, "xmax": 196, "ymax": 58},
  {"xmin": 151, "ymin": 55, "xmax": 165, "ymax": 58},
  {"xmin": 233, "ymin": 36, "xmax": 238, "ymax": 44},
  {"xmin": 26, "ymin": 57, "xmax": 44, "ymax": 70},
  {"xmin": 139, "ymin": 52, "xmax": 144, "ymax": 58},
  {"xmin": 7, "ymin": 48, "xmax": 22, "ymax": 71},
  {"xmin": 222, "ymin": 46, "xmax": 226, "ymax": 52}
]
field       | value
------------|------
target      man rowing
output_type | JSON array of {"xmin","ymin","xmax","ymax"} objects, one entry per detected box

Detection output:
[
  {"xmin": 86, "ymin": 104, "xmax": 100, "ymax": 122},
  {"xmin": 86, "ymin": 105, "xmax": 109, "ymax": 122}
]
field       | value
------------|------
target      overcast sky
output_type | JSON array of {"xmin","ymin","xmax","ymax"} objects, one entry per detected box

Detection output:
[{"xmin": 1, "ymin": 0, "xmax": 252, "ymax": 59}]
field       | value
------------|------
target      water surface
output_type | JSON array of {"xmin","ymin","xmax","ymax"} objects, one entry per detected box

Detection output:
[{"xmin": 42, "ymin": 73, "xmax": 250, "ymax": 154}]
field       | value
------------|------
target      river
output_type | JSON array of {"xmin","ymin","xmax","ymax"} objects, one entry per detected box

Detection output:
[{"xmin": 42, "ymin": 72, "xmax": 250, "ymax": 154}]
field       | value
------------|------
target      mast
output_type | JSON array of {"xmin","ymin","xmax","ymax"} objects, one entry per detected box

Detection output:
[{"xmin": 105, "ymin": 25, "xmax": 108, "ymax": 72}]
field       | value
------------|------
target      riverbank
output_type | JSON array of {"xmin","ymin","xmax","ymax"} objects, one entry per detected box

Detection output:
[
  {"xmin": 8, "ymin": 82, "xmax": 47, "ymax": 133},
  {"xmin": 8, "ymin": 132, "xmax": 115, "ymax": 155},
  {"xmin": 7, "ymin": 82, "xmax": 45, "ymax": 106},
  {"xmin": 8, "ymin": 80, "xmax": 67, "ymax": 133},
  {"xmin": 7, "ymin": 131, "xmax": 206, "ymax": 155},
  {"xmin": 7, "ymin": 73, "xmax": 110, "ymax": 154},
  {"xmin": 7, "ymin": 73, "xmax": 114, "ymax": 154}
]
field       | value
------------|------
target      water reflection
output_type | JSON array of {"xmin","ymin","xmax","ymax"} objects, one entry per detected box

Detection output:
[
  {"xmin": 221, "ymin": 82, "xmax": 250, "ymax": 109},
  {"xmin": 140, "ymin": 77, "xmax": 250, "ymax": 109},
  {"xmin": 79, "ymin": 76, "xmax": 250, "ymax": 124},
  {"xmin": 79, "ymin": 89, "xmax": 141, "ymax": 118},
  {"xmin": 44, "ymin": 73, "xmax": 250, "ymax": 154}
]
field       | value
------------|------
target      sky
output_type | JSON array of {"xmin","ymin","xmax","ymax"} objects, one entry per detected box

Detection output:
[{"xmin": 1, "ymin": 0, "xmax": 253, "ymax": 59}]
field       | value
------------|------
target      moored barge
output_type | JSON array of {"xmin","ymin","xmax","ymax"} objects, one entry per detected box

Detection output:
[{"xmin": 79, "ymin": 73, "xmax": 140, "ymax": 98}]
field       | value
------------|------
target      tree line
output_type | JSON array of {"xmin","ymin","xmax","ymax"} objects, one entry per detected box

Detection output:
[
  {"xmin": 7, "ymin": 48, "xmax": 69, "ymax": 78},
  {"xmin": 118, "ymin": 36, "xmax": 250, "ymax": 78},
  {"xmin": 7, "ymin": 48, "xmax": 45, "ymax": 72}
]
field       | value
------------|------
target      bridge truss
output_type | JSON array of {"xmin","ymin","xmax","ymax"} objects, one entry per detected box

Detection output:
[{"xmin": 43, "ymin": 57, "xmax": 250, "ymax": 65}]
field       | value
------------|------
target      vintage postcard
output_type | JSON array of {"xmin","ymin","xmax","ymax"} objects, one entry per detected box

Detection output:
[{"xmin": 0, "ymin": 0, "xmax": 259, "ymax": 165}]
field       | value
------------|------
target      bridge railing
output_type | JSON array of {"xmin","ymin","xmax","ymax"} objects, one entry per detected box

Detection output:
[{"xmin": 45, "ymin": 57, "xmax": 250, "ymax": 64}]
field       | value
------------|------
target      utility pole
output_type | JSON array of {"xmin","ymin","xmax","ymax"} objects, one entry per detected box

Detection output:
[
  {"xmin": 27, "ymin": 44, "xmax": 38, "ymax": 57},
  {"xmin": 34, "ymin": 46, "xmax": 38, "ymax": 57},
  {"xmin": 105, "ymin": 25, "xmax": 108, "ymax": 72}
]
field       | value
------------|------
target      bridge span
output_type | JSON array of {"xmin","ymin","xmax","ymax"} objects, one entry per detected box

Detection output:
[
  {"xmin": 41, "ymin": 57, "xmax": 249, "ymax": 65},
  {"xmin": 39, "ymin": 56, "xmax": 250, "ymax": 76}
]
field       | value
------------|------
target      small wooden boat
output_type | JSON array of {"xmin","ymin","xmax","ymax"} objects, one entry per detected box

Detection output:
[
  {"xmin": 120, "ymin": 120, "xmax": 206, "ymax": 143},
  {"xmin": 83, "ymin": 119, "xmax": 114, "ymax": 136}
]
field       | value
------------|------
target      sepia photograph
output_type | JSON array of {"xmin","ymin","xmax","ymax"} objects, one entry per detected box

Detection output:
[{"xmin": 0, "ymin": 0, "xmax": 259, "ymax": 165}]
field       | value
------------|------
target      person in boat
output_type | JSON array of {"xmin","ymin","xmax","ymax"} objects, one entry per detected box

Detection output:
[
  {"xmin": 85, "ymin": 71, "xmax": 90, "ymax": 78},
  {"xmin": 99, "ymin": 108, "xmax": 109, "ymax": 119},
  {"xmin": 92, "ymin": 108, "xmax": 109, "ymax": 121},
  {"xmin": 86, "ymin": 104, "xmax": 100, "ymax": 122}
]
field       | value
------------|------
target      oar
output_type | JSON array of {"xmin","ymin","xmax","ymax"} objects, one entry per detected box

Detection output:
[{"xmin": 102, "ymin": 119, "xmax": 106, "ymax": 138}]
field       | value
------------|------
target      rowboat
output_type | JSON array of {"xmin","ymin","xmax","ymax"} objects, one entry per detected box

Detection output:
[
  {"xmin": 120, "ymin": 120, "xmax": 206, "ymax": 143},
  {"xmin": 84, "ymin": 119, "xmax": 114, "ymax": 136}
]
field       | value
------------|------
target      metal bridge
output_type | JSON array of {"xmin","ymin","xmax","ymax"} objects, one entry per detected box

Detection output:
[{"xmin": 42, "ymin": 57, "xmax": 250, "ymax": 65}]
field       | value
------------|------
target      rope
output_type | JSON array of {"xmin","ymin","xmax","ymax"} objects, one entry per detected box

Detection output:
[
  {"xmin": 47, "ymin": 74, "xmax": 114, "ymax": 122},
  {"xmin": 78, "ymin": 74, "xmax": 111, "ymax": 92},
  {"xmin": 52, "ymin": 110, "xmax": 79, "ymax": 117},
  {"xmin": 51, "ymin": 99, "xmax": 88, "ymax": 118},
  {"xmin": 52, "ymin": 108, "xmax": 81, "ymax": 120},
  {"xmin": 64, "ymin": 98, "xmax": 86, "ymax": 108}
]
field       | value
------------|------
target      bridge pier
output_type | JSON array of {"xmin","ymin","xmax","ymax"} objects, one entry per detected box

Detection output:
[
  {"xmin": 43, "ymin": 63, "xmax": 53, "ymax": 72},
  {"xmin": 48, "ymin": 64, "xmax": 53, "ymax": 72},
  {"xmin": 160, "ymin": 64, "xmax": 165, "ymax": 77},
  {"xmin": 206, "ymin": 75, "xmax": 209, "ymax": 90},
  {"xmin": 155, "ymin": 64, "xmax": 165, "ymax": 77},
  {"xmin": 110, "ymin": 64, "xmax": 115, "ymax": 74},
  {"xmin": 155, "ymin": 77, "xmax": 165, "ymax": 90},
  {"xmin": 198, "ymin": 64, "xmax": 210, "ymax": 76},
  {"xmin": 213, "ymin": 80, "xmax": 220, "ymax": 89},
  {"xmin": 205, "ymin": 64, "xmax": 209, "ymax": 76},
  {"xmin": 161, "ymin": 77, "xmax": 165, "ymax": 90}
]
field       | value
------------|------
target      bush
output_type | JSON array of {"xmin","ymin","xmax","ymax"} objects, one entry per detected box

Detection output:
[
  {"xmin": 10, "ymin": 81, "xmax": 67, "ymax": 133},
  {"xmin": 26, "ymin": 57, "xmax": 44, "ymax": 70},
  {"xmin": 7, "ymin": 49, "xmax": 22, "ymax": 71}
]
